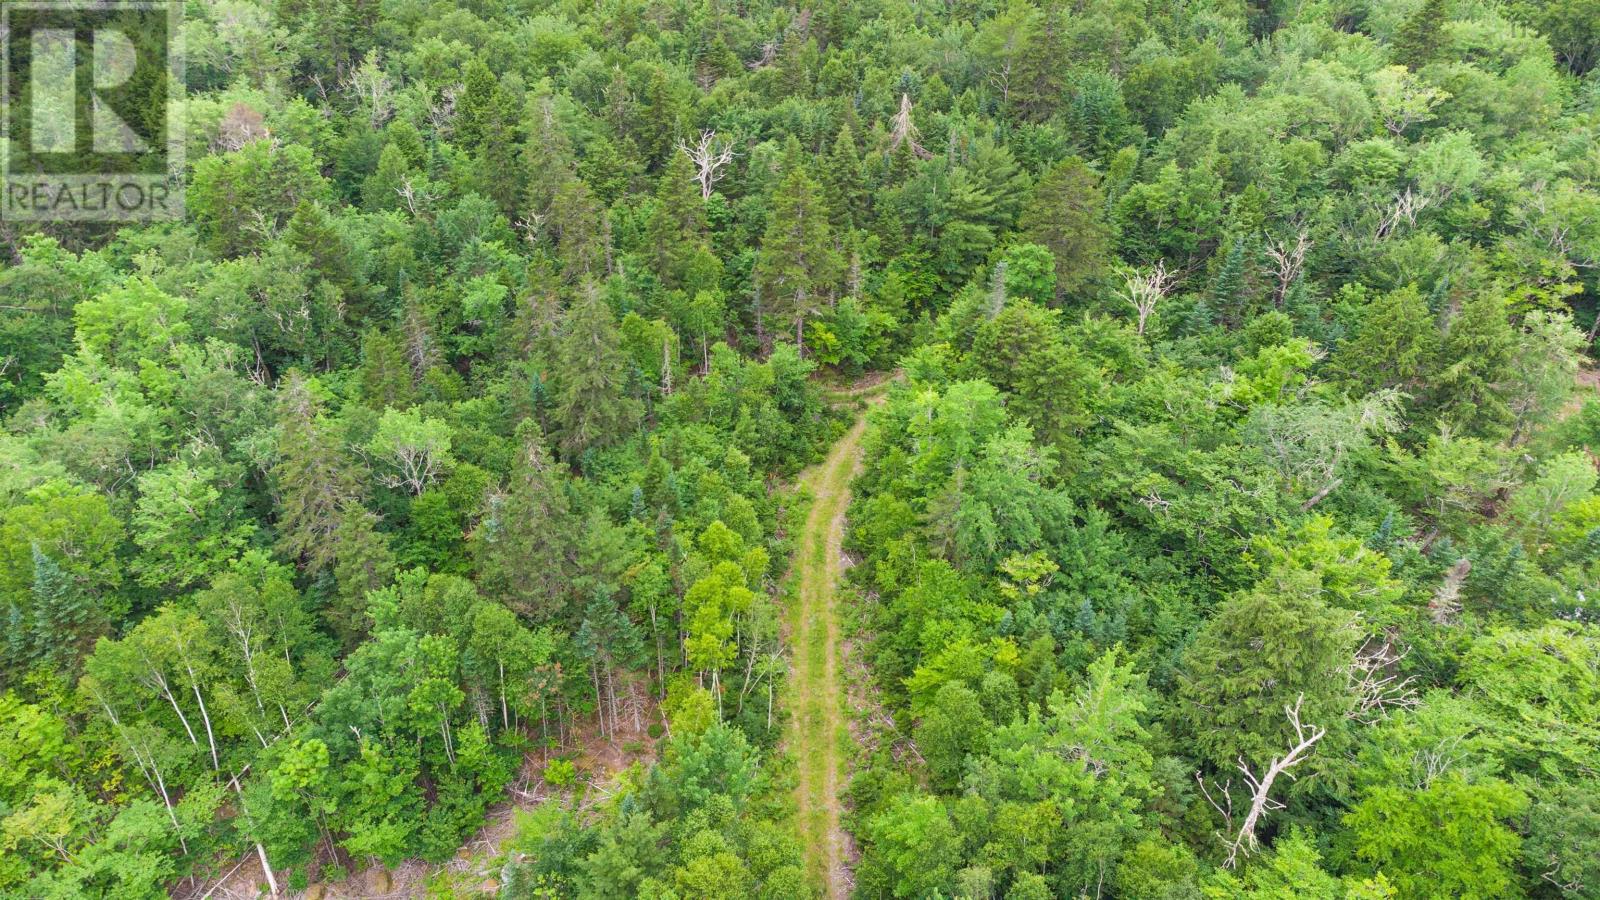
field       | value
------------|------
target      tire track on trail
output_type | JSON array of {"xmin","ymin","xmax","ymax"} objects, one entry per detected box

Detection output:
[{"xmin": 788, "ymin": 401, "xmax": 875, "ymax": 900}]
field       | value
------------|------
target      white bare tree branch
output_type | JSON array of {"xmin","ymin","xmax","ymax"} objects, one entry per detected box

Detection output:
[
  {"xmin": 679, "ymin": 130, "xmax": 736, "ymax": 199},
  {"xmin": 1197, "ymin": 694, "xmax": 1327, "ymax": 868},
  {"xmin": 343, "ymin": 50, "xmax": 395, "ymax": 129},
  {"xmin": 1376, "ymin": 187, "xmax": 1432, "ymax": 240},
  {"xmin": 1264, "ymin": 227, "xmax": 1311, "ymax": 308},
  {"xmin": 1347, "ymin": 635, "xmax": 1420, "ymax": 724},
  {"xmin": 889, "ymin": 93, "xmax": 932, "ymax": 160},
  {"xmin": 1121, "ymin": 260, "xmax": 1176, "ymax": 336}
]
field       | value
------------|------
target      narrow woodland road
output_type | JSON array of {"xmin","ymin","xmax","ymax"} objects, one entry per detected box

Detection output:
[{"xmin": 788, "ymin": 400, "xmax": 876, "ymax": 900}]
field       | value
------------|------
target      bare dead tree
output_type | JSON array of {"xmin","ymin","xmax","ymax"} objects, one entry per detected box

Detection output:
[
  {"xmin": 427, "ymin": 84, "xmax": 462, "ymax": 135},
  {"xmin": 1410, "ymin": 734, "xmax": 1465, "ymax": 791},
  {"xmin": 1517, "ymin": 179, "xmax": 1600, "ymax": 271},
  {"xmin": 1376, "ymin": 187, "xmax": 1432, "ymax": 239},
  {"xmin": 889, "ymin": 93, "xmax": 932, "ymax": 160},
  {"xmin": 1347, "ymin": 635, "xmax": 1420, "ymax": 724},
  {"xmin": 215, "ymin": 102, "xmax": 271, "ymax": 152},
  {"xmin": 395, "ymin": 176, "xmax": 435, "ymax": 218},
  {"xmin": 344, "ymin": 50, "xmax": 396, "ymax": 129},
  {"xmin": 513, "ymin": 211, "xmax": 548, "ymax": 247},
  {"xmin": 679, "ymin": 130, "xmax": 736, "ymax": 199},
  {"xmin": 1430, "ymin": 558, "xmax": 1471, "ymax": 625},
  {"xmin": 1121, "ymin": 260, "xmax": 1176, "ymax": 335},
  {"xmin": 1197, "ymin": 695, "xmax": 1327, "ymax": 868},
  {"xmin": 747, "ymin": 41, "xmax": 777, "ymax": 70},
  {"xmin": 987, "ymin": 260, "xmax": 1008, "ymax": 318},
  {"xmin": 1264, "ymin": 228, "xmax": 1311, "ymax": 308}
]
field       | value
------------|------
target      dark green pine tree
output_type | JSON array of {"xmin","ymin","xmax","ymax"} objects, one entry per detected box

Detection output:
[
  {"xmin": 697, "ymin": 32, "xmax": 742, "ymax": 85},
  {"xmin": 1282, "ymin": 275, "xmax": 1322, "ymax": 338},
  {"xmin": 454, "ymin": 58, "xmax": 499, "ymax": 151},
  {"xmin": 363, "ymin": 142, "xmax": 413, "ymax": 212},
  {"xmin": 885, "ymin": 133, "xmax": 921, "ymax": 187},
  {"xmin": 1012, "ymin": 1, "xmax": 1070, "ymax": 120},
  {"xmin": 1208, "ymin": 235, "xmax": 1252, "ymax": 328},
  {"xmin": 476, "ymin": 422, "xmax": 579, "ymax": 623},
  {"xmin": 286, "ymin": 201, "xmax": 360, "ymax": 304},
  {"xmin": 27, "ymin": 545, "xmax": 99, "ymax": 677},
  {"xmin": 273, "ymin": 372, "xmax": 364, "ymax": 574},
  {"xmin": 358, "ymin": 328, "xmax": 415, "ymax": 409},
  {"xmin": 478, "ymin": 87, "xmax": 525, "ymax": 217},
  {"xmin": 1175, "ymin": 570, "xmax": 1358, "ymax": 771},
  {"xmin": 776, "ymin": 36, "xmax": 820, "ymax": 99},
  {"xmin": 637, "ymin": 67, "xmax": 685, "ymax": 168},
  {"xmin": 1432, "ymin": 291, "xmax": 1517, "ymax": 439},
  {"xmin": 555, "ymin": 284, "xmax": 641, "ymax": 460},
  {"xmin": 1018, "ymin": 157, "xmax": 1111, "ymax": 301},
  {"xmin": 1393, "ymin": 0, "xmax": 1447, "ymax": 69},
  {"xmin": 548, "ymin": 179, "xmax": 605, "ymax": 283},
  {"xmin": 754, "ymin": 152, "xmax": 842, "ymax": 355},
  {"xmin": 575, "ymin": 590, "xmax": 644, "ymax": 736},
  {"xmin": 1334, "ymin": 285, "xmax": 1439, "ymax": 393},
  {"xmin": 822, "ymin": 124, "xmax": 866, "ymax": 230},
  {"xmin": 645, "ymin": 151, "xmax": 710, "ymax": 290},
  {"xmin": 523, "ymin": 93, "xmax": 577, "ymax": 219}
]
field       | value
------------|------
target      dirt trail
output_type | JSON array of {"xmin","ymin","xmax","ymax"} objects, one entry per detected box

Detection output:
[{"xmin": 788, "ymin": 402, "xmax": 875, "ymax": 899}]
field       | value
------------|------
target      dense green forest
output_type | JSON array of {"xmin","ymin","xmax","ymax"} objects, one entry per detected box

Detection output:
[{"xmin": 1, "ymin": 0, "xmax": 1598, "ymax": 896}]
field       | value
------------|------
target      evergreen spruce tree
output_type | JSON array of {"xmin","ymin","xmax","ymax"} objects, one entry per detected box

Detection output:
[
  {"xmin": 479, "ymin": 88, "xmax": 525, "ymax": 217},
  {"xmin": 1175, "ymin": 570, "xmax": 1358, "ymax": 771},
  {"xmin": 1433, "ymin": 291, "xmax": 1517, "ymax": 439},
  {"xmin": 1393, "ymin": 0, "xmax": 1447, "ymax": 69},
  {"xmin": 1208, "ymin": 235, "xmax": 1252, "ymax": 327},
  {"xmin": 455, "ymin": 59, "xmax": 499, "ymax": 151},
  {"xmin": 358, "ymin": 329, "xmax": 415, "ymax": 409},
  {"xmin": 548, "ymin": 179, "xmax": 605, "ymax": 282},
  {"xmin": 524, "ymin": 93, "xmax": 577, "ymax": 219},
  {"xmin": 754, "ymin": 156, "xmax": 842, "ymax": 355},
  {"xmin": 1013, "ymin": 1, "xmax": 1069, "ymax": 119},
  {"xmin": 646, "ymin": 152, "xmax": 710, "ymax": 289},
  {"xmin": 822, "ymin": 124, "xmax": 866, "ymax": 230},
  {"xmin": 1334, "ymin": 285, "xmax": 1439, "ymax": 392},
  {"xmin": 273, "ymin": 373, "xmax": 364, "ymax": 574},
  {"xmin": 363, "ymin": 142, "xmax": 413, "ymax": 212},
  {"xmin": 285, "ymin": 201, "xmax": 359, "ymax": 303},
  {"xmin": 27, "ymin": 545, "xmax": 98, "ymax": 677},
  {"xmin": 1019, "ymin": 157, "xmax": 1111, "ymax": 301},
  {"xmin": 476, "ymin": 422, "xmax": 579, "ymax": 622},
  {"xmin": 555, "ymin": 284, "xmax": 640, "ymax": 459}
]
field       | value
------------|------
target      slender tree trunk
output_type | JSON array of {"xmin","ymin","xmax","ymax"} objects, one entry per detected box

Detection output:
[
  {"xmin": 499, "ymin": 660, "xmax": 509, "ymax": 731},
  {"xmin": 591, "ymin": 661, "xmax": 604, "ymax": 738},
  {"xmin": 226, "ymin": 772, "xmax": 279, "ymax": 896},
  {"xmin": 184, "ymin": 665, "xmax": 222, "ymax": 771},
  {"xmin": 155, "ymin": 676, "xmax": 201, "ymax": 750},
  {"xmin": 439, "ymin": 713, "xmax": 456, "ymax": 767},
  {"xmin": 651, "ymin": 603, "xmax": 665, "ymax": 698}
]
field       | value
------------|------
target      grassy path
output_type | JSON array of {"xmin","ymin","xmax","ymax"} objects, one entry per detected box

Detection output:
[{"xmin": 788, "ymin": 404, "xmax": 874, "ymax": 899}]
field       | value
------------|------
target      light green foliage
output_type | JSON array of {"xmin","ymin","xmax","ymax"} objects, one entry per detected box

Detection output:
[
  {"xmin": 1457, "ymin": 624, "xmax": 1600, "ymax": 778},
  {"xmin": 132, "ymin": 462, "xmax": 255, "ymax": 589},
  {"xmin": 368, "ymin": 407, "xmax": 454, "ymax": 496},
  {"xmin": 3, "ymin": 0, "xmax": 1598, "ymax": 894},
  {"xmin": 1203, "ymin": 832, "xmax": 1344, "ymax": 899},
  {"xmin": 1342, "ymin": 775, "xmax": 1527, "ymax": 899},
  {"xmin": 863, "ymin": 794, "xmax": 961, "ymax": 898}
]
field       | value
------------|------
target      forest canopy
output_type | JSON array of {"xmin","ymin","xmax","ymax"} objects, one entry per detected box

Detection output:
[{"xmin": 0, "ymin": 0, "xmax": 1598, "ymax": 897}]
